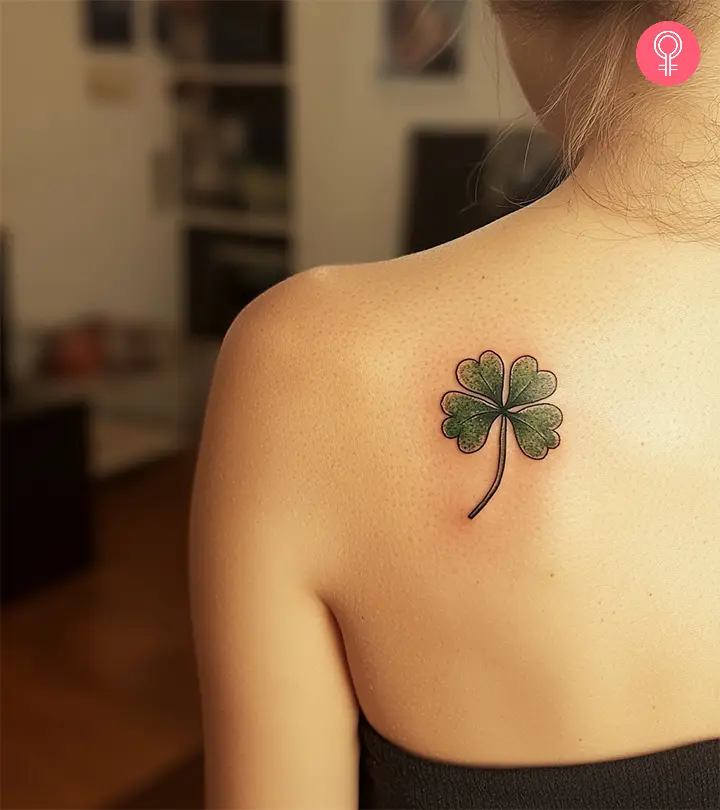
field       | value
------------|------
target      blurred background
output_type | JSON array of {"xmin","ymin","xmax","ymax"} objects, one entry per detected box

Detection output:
[{"xmin": 0, "ymin": 1, "xmax": 563, "ymax": 807}]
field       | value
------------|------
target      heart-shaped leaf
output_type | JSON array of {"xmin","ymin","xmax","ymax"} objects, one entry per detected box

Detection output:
[
  {"xmin": 456, "ymin": 350, "xmax": 505, "ymax": 406},
  {"xmin": 508, "ymin": 404, "xmax": 563, "ymax": 459},
  {"xmin": 441, "ymin": 392, "xmax": 501, "ymax": 454},
  {"xmin": 506, "ymin": 356, "xmax": 557, "ymax": 408}
]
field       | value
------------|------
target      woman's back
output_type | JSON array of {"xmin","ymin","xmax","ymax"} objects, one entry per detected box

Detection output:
[
  {"xmin": 191, "ymin": 188, "xmax": 720, "ymax": 809},
  {"xmin": 191, "ymin": 3, "xmax": 720, "ymax": 806},
  {"xmin": 312, "ymin": 196, "xmax": 720, "ymax": 773}
]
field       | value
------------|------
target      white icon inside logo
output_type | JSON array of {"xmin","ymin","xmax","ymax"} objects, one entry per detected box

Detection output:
[{"xmin": 654, "ymin": 30, "xmax": 683, "ymax": 76}]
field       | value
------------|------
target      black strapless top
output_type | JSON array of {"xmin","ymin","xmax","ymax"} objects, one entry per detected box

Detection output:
[{"xmin": 358, "ymin": 712, "xmax": 720, "ymax": 809}]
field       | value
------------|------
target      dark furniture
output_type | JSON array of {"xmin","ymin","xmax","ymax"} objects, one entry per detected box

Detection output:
[{"xmin": 1, "ymin": 396, "xmax": 94, "ymax": 604}]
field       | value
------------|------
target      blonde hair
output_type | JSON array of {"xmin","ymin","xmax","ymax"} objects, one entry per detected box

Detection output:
[{"xmin": 498, "ymin": 1, "xmax": 720, "ymax": 240}]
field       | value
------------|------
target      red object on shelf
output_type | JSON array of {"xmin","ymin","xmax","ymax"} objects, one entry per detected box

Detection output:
[
  {"xmin": 41, "ymin": 320, "xmax": 107, "ymax": 378},
  {"xmin": 39, "ymin": 317, "xmax": 166, "ymax": 379}
]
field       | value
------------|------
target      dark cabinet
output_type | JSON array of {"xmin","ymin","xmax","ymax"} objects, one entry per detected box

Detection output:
[{"xmin": 1, "ymin": 398, "xmax": 94, "ymax": 604}]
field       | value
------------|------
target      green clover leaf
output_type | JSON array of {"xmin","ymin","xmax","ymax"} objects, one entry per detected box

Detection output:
[
  {"xmin": 456, "ymin": 350, "xmax": 505, "ymax": 406},
  {"xmin": 506, "ymin": 355, "xmax": 557, "ymax": 408},
  {"xmin": 441, "ymin": 393, "xmax": 501, "ymax": 453},
  {"xmin": 441, "ymin": 352, "xmax": 563, "ymax": 519},
  {"xmin": 508, "ymin": 404, "xmax": 562, "ymax": 460}
]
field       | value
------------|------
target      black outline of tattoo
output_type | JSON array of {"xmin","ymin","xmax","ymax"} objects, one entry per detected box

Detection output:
[{"xmin": 440, "ymin": 351, "xmax": 563, "ymax": 519}]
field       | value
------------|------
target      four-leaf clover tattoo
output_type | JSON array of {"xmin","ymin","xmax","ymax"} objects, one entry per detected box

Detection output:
[{"xmin": 441, "ymin": 351, "xmax": 563, "ymax": 519}]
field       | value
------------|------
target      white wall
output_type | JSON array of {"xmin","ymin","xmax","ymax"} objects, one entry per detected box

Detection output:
[
  {"xmin": 1, "ymin": 0, "xmax": 179, "ymax": 331},
  {"xmin": 0, "ymin": 0, "xmax": 530, "ymax": 335},
  {"xmin": 292, "ymin": 0, "xmax": 531, "ymax": 271}
]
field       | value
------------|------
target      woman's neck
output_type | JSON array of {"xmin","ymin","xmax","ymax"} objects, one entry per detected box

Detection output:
[
  {"xmin": 566, "ymin": 29, "xmax": 720, "ymax": 242},
  {"xmin": 563, "ymin": 98, "xmax": 720, "ymax": 243}
]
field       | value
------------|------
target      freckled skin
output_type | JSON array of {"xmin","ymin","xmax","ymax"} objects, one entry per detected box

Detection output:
[{"xmin": 302, "ymin": 199, "xmax": 720, "ymax": 768}]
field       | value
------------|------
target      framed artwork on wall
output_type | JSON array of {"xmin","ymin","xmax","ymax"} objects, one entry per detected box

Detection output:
[
  {"xmin": 381, "ymin": 0, "xmax": 466, "ymax": 77},
  {"xmin": 84, "ymin": 0, "xmax": 134, "ymax": 48}
]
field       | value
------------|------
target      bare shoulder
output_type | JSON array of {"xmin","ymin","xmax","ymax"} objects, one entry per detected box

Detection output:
[
  {"xmin": 189, "ymin": 266, "xmax": 370, "ymax": 808},
  {"xmin": 222, "ymin": 200, "xmax": 565, "ymax": 363},
  {"xmin": 193, "ymin": 263, "xmax": 393, "ymax": 574},
  {"xmin": 217, "ymin": 257, "xmax": 434, "ymax": 397},
  {"xmin": 219, "ymin": 264, "xmax": 353, "ymax": 364}
]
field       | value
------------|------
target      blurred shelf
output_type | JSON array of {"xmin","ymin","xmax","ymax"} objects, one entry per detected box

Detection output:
[
  {"xmin": 91, "ymin": 416, "xmax": 186, "ymax": 479},
  {"xmin": 183, "ymin": 207, "xmax": 291, "ymax": 238},
  {"xmin": 173, "ymin": 63, "xmax": 290, "ymax": 86},
  {"xmin": 16, "ymin": 338, "xmax": 222, "ymax": 449}
]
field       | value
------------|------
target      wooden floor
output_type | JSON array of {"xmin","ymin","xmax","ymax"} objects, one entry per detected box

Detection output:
[{"xmin": 1, "ymin": 454, "xmax": 203, "ymax": 810}]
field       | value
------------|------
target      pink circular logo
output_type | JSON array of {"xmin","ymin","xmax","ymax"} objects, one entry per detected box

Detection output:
[{"xmin": 636, "ymin": 21, "xmax": 701, "ymax": 86}]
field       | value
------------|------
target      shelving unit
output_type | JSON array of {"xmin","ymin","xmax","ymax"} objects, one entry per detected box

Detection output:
[
  {"xmin": 182, "ymin": 205, "xmax": 291, "ymax": 238},
  {"xmin": 173, "ymin": 62, "xmax": 291, "ymax": 87},
  {"xmin": 159, "ymin": 0, "xmax": 293, "ymax": 340}
]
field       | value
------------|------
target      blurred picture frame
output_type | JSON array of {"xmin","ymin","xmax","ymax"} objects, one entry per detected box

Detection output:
[
  {"xmin": 382, "ymin": 0, "xmax": 466, "ymax": 77},
  {"xmin": 84, "ymin": 0, "xmax": 134, "ymax": 48}
]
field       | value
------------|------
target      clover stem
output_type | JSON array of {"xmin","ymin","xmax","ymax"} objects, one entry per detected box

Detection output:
[{"xmin": 468, "ymin": 415, "xmax": 508, "ymax": 519}]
